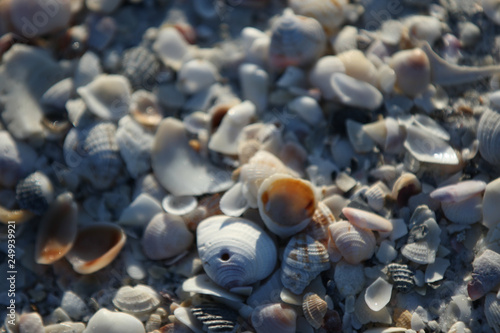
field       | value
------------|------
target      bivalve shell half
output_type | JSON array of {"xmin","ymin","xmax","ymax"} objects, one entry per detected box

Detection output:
[
  {"xmin": 258, "ymin": 173, "xmax": 318, "ymax": 238},
  {"xmin": 15, "ymin": 171, "xmax": 54, "ymax": 215},
  {"xmin": 197, "ymin": 215, "xmax": 277, "ymax": 290},
  {"xmin": 281, "ymin": 234, "xmax": 330, "ymax": 294},
  {"xmin": 251, "ymin": 303, "xmax": 297, "ymax": 333},
  {"xmin": 82, "ymin": 308, "xmax": 145, "ymax": 333},
  {"xmin": 113, "ymin": 285, "xmax": 161, "ymax": 320},
  {"xmin": 288, "ymin": 0, "xmax": 347, "ymax": 36},
  {"xmin": 478, "ymin": 107, "xmax": 500, "ymax": 166},
  {"xmin": 389, "ymin": 48, "xmax": 431, "ymax": 97},
  {"xmin": 328, "ymin": 221, "xmax": 376, "ymax": 265},
  {"xmin": 302, "ymin": 292, "xmax": 327, "ymax": 329},
  {"xmin": 304, "ymin": 201, "xmax": 336, "ymax": 244}
]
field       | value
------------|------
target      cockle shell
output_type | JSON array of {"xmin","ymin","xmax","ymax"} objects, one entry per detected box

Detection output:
[
  {"xmin": 16, "ymin": 171, "xmax": 54, "ymax": 215},
  {"xmin": 288, "ymin": 0, "xmax": 347, "ymax": 36},
  {"xmin": 389, "ymin": 48, "xmax": 430, "ymax": 97},
  {"xmin": 387, "ymin": 263, "xmax": 414, "ymax": 294},
  {"xmin": 65, "ymin": 223, "xmax": 126, "ymax": 274},
  {"xmin": 468, "ymin": 249, "xmax": 500, "ymax": 301},
  {"xmin": 302, "ymin": 292, "xmax": 327, "ymax": 329},
  {"xmin": 269, "ymin": 9, "xmax": 326, "ymax": 70},
  {"xmin": 281, "ymin": 233, "xmax": 330, "ymax": 294},
  {"xmin": 121, "ymin": 46, "xmax": 160, "ymax": 91},
  {"xmin": 328, "ymin": 221, "xmax": 376, "ymax": 265},
  {"xmin": 82, "ymin": 308, "xmax": 145, "ymax": 333},
  {"xmin": 342, "ymin": 207, "xmax": 393, "ymax": 233},
  {"xmin": 251, "ymin": 303, "xmax": 297, "ymax": 333},
  {"xmin": 113, "ymin": 285, "xmax": 161, "ymax": 320},
  {"xmin": 197, "ymin": 215, "xmax": 277, "ymax": 290},
  {"xmin": 364, "ymin": 181, "xmax": 391, "ymax": 212},
  {"xmin": 304, "ymin": 201, "xmax": 336, "ymax": 244},
  {"xmin": 485, "ymin": 293, "xmax": 500, "ymax": 333},
  {"xmin": 35, "ymin": 193, "xmax": 77, "ymax": 264},
  {"xmin": 258, "ymin": 173, "xmax": 318, "ymax": 238},
  {"xmin": 478, "ymin": 108, "xmax": 500, "ymax": 166},
  {"xmin": 141, "ymin": 213, "xmax": 194, "ymax": 261}
]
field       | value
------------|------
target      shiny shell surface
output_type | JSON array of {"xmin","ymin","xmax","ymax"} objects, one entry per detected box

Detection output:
[{"xmin": 328, "ymin": 221, "xmax": 376, "ymax": 265}]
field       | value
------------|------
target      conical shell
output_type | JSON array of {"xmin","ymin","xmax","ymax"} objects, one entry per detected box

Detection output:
[
  {"xmin": 16, "ymin": 171, "xmax": 54, "ymax": 215},
  {"xmin": 197, "ymin": 215, "xmax": 277, "ymax": 290},
  {"xmin": 328, "ymin": 221, "xmax": 376, "ymax": 265},
  {"xmin": 251, "ymin": 303, "xmax": 297, "ymax": 333},
  {"xmin": 65, "ymin": 223, "xmax": 126, "ymax": 274},
  {"xmin": 288, "ymin": 0, "xmax": 347, "ymax": 36},
  {"xmin": 302, "ymin": 292, "xmax": 327, "ymax": 329},
  {"xmin": 281, "ymin": 234, "xmax": 330, "ymax": 294},
  {"xmin": 258, "ymin": 173, "xmax": 318, "ymax": 238},
  {"xmin": 113, "ymin": 285, "xmax": 161, "ymax": 320}
]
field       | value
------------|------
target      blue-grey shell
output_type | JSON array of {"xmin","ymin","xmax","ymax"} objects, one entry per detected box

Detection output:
[{"xmin": 121, "ymin": 46, "xmax": 160, "ymax": 91}]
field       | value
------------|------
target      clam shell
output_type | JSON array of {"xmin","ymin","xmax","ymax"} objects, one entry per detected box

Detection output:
[
  {"xmin": 387, "ymin": 263, "xmax": 414, "ymax": 294},
  {"xmin": 196, "ymin": 215, "xmax": 277, "ymax": 290},
  {"xmin": 82, "ymin": 308, "xmax": 145, "ymax": 333},
  {"xmin": 113, "ymin": 285, "xmax": 161, "ymax": 320},
  {"xmin": 389, "ymin": 48, "xmax": 430, "ymax": 97},
  {"xmin": 328, "ymin": 221, "xmax": 376, "ymax": 265},
  {"xmin": 16, "ymin": 171, "xmax": 54, "ymax": 215},
  {"xmin": 365, "ymin": 181, "xmax": 390, "ymax": 212},
  {"xmin": 288, "ymin": 0, "xmax": 347, "ymax": 36},
  {"xmin": 121, "ymin": 46, "xmax": 160, "ymax": 91},
  {"xmin": 468, "ymin": 249, "xmax": 500, "ymax": 301},
  {"xmin": 281, "ymin": 234, "xmax": 330, "ymax": 294},
  {"xmin": 35, "ymin": 193, "xmax": 78, "ymax": 264},
  {"xmin": 329, "ymin": 73, "xmax": 383, "ymax": 110},
  {"xmin": 251, "ymin": 303, "xmax": 297, "ymax": 333},
  {"xmin": 65, "ymin": 223, "xmax": 126, "ymax": 274},
  {"xmin": 258, "ymin": 173, "xmax": 318, "ymax": 238},
  {"xmin": 342, "ymin": 207, "xmax": 393, "ymax": 233},
  {"xmin": 304, "ymin": 201, "xmax": 335, "ymax": 244},
  {"xmin": 302, "ymin": 292, "xmax": 327, "ymax": 329},
  {"xmin": 485, "ymin": 293, "xmax": 500, "ymax": 333},
  {"xmin": 141, "ymin": 213, "xmax": 194, "ymax": 261},
  {"xmin": 191, "ymin": 303, "xmax": 240, "ymax": 333},
  {"xmin": 478, "ymin": 108, "xmax": 500, "ymax": 166}
]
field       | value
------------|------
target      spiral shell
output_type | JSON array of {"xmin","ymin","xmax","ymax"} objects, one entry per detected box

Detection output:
[
  {"xmin": 478, "ymin": 107, "xmax": 500, "ymax": 166},
  {"xmin": 328, "ymin": 221, "xmax": 376, "ymax": 265},
  {"xmin": 302, "ymin": 292, "xmax": 327, "ymax": 329},
  {"xmin": 387, "ymin": 263, "xmax": 414, "ymax": 294},
  {"xmin": 288, "ymin": 0, "xmax": 347, "ymax": 36},
  {"xmin": 197, "ymin": 215, "xmax": 277, "ymax": 290},
  {"xmin": 191, "ymin": 303, "xmax": 240, "ymax": 333},
  {"xmin": 251, "ymin": 303, "xmax": 297, "ymax": 333},
  {"xmin": 16, "ymin": 171, "xmax": 54, "ymax": 215},
  {"xmin": 281, "ymin": 233, "xmax": 330, "ymax": 294},
  {"xmin": 113, "ymin": 285, "xmax": 161, "ymax": 320},
  {"xmin": 121, "ymin": 46, "xmax": 160, "ymax": 91}
]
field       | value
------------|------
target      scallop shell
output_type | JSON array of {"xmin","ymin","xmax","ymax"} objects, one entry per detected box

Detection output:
[
  {"xmin": 269, "ymin": 9, "xmax": 326, "ymax": 70},
  {"xmin": 113, "ymin": 285, "xmax": 161, "ymax": 320},
  {"xmin": 328, "ymin": 221, "xmax": 376, "ymax": 265},
  {"xmin": 121, "ymin": 46, "xmax": 160, "ymax": 91},
  {"xmin": 478, "ymin": 108, "xmax": 500, "ymax": 166},
  {"xmin": 35, "ymin": 193, "xmax": 78, "ymax": 264},
  {"xmin": 468, "ymin": 249, "xmax": 500, "ymax": 301},
  {"xmin": 258, "ymin": 173, "xmax": 318, "ymax": 238},
  {"xmin": 342, "ymin": 207, "xmax": 393, "ymax": 233},
  {"xmin": 281, "ymin": 234, "xmax": 330, "ymax": 294},
  {"xmin": 302, "ymin": 292, "xmax": 327, "ymax": 329},
  {"xmin": 196, "ymin": 215, "xmax": 277, "ymax": 290},
  {"xmin": 389, "ymin": 48, "xmax": 431, "ymax": 97},
  {"xmin": 141, "ymin": 213, "xmax": 194, "ymax": 261},
  {"xmin": 288, "ymin": 0, "xmax": 347, "ymax": 36},
  {"xmin": 364, "ymin": 181, "xmax": 390, "ymax": 212},
  {"xmin": 16, "ymin": 171, "xmax": 54, "ymax": 215},
  {"xmin": 82, "ymin": 308, "xmax": 145, "ymax": 333},
  {"xmin": 65, "ymin": 223, "xmax": 126, "ymax": 274},
  {"xmin": 485, "ymin": 293, "xmax": 500, "ymax": 333},
  {"xmin": 191, "ymin": 303, "xmax": 240, "ymax": 333},
  {"xmin": 251, "ymin": 303, "xmax": 297, "ymax": 333},
  {"xmin": 387, "ymin": 263, "xmax": 414, "ymax": 294}
]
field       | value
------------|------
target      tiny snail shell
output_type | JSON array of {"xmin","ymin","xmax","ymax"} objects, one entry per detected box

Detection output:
[
  {"xmin": 302, "ymin": 292, "xmax": 327, "ymax": 329},
  {"xmin": 258, "ymin": 173, "xmax": 318, "ymax": 238},
  {"xmin": 16, "ymin": 171, "xmax": 54, "ymax": 215},
  {"xmin": 328, "ymin": 221, "xmax": 376, "ymax": 265},
  {"xmin": 112, "ymin": 285, "xmax": 161, "ymax": 321},
  {"xmin": 342, "ymin": 207, "xmax": 393, "ymax": 233},
  {"xmin": 251, "ymin": 303, "xmax": 297, "ymax": 333},
  {"xmin": 196, "ymin": 215, "xmax": 277, "ymax": 290},
  {"xmin": 141, "ymin": 212, "xmax": 194, "ymax": 261}
]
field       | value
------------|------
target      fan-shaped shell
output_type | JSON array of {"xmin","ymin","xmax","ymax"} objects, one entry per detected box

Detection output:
[
  {"xmin": 113, "ymin": 285, "xmax": 161, "ymax": 320},
  {"xmin": 478, "ymin": 108, "xmax": 500, "ymax": 166},
  {"xmin": 251, "ymin": 303, "xmax": 297, "ymax": 333},
  {"xmin": 289, "ymin": 0, "xmax": 347, "ymax": 36},
  {"xmin": 258, "ymin": 173, "xmax": 318, "ymax": 238},
  {"xmin": 197, "ymin": 215, "xmax": 277, "ymax": 290},
  {"xmin": 302, "ymin": 292, "xmax": 327, "ymax": 329},
  {"xmin": 16, "ymin": 171, "xmax": 54, "ymax": 215},
  {"xmin": 328, "ymin": 221, "xmax": 376, "ymax": 265},
  {"xmin": 281, "ymin": 234, "xmax": 330, "ymax": 294},
  {"xmin": 141, "ymin": 213, "xmax": 194, "ymax": 261}
]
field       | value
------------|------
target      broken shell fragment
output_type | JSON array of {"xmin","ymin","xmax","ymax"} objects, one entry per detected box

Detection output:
[
  {"xmin": 251, "ymin": 303, "xmax": 297, "ymax": 333},
  {"xmin": 468, "ymin": 249, "xmax": 500, "ymax": 301},
  {"xmin": 365, "ymin": 277, "xmax": 393, "ymax": 312}
]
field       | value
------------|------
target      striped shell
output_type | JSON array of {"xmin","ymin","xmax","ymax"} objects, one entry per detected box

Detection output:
[
  {"xmin": 112, "ymin": 285, "xmax": 161, "ymax": 320},
  {"xmin": 121, "ymin": 46, "xmax": 160, "ymax": 91},
  {"xmin": 288, "ymin": 0, "xmax": 347, "ymax": 36},
  {"xmin": 16, "ymin": 171, "xmax": 54, "ymax": 215},
  {"xmin": 281, "ymin": 233, "xmax": 330, "ymax": 294},
  {"xmin": 387, "ymin": 263, "xmax": 414, "ymax": 294},
  {"xmin": 304, "ymin": 201, "xmax": 336, "ymax": 244},
  {"xmin": 302, "ymin": 292, "xmax": 327, "ymax": 329},
  {"xmin": 328, "ymin": 221, "xmax": 376, "ymax": 265},
  {"xmin": 485, "ymin": 293, "xmax": 500, "ymax": 333},
  {"xmin": 478, "ymin": 108, "xmax": 500, "ymax": 166},
  {"xmin": 191, "ymin": 303, "xmax": 240, "ymax": 333}
]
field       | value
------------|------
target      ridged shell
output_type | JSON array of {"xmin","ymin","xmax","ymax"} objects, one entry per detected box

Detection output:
[
  {"xmin": 485, "ymin": 293, "xmax": 500, "ymax": 333},
  {"xmin": 258, "ymin": 173, "xmax": 318, "ymax": 238},
  {"xmin": 328, "ymin": 221, "xmax": 376, "ymax": 265},
  {"xmin": 130, "ymin": 90, "xmax": 164, "ymax": 128},
  {"xmin": 197, "ymin": 215, "xmax": 277, "ymax": 290},
  {"xmin": 302, "ymin": 292, "xmax": 327, "ymax": 329},
  {"xmin": 269, "ymin": 9, "xmax": 326, "ymax": 70},
  {"xmin": 281, "ymin": 233, "xmax": 330, "ymax": 294},
  {"xmin": 113, "ymin": 285, "xmax": 161, "ymax": 320},
  {"xmin": 288, "ymin": 0, "xmax": 347, "ymax": 36},
  {"xmin": 440, "ymin": 194, "xmax": 482, "ymax": 224},
  {"xmin": 387, "ymin": 263, "xmax": 414, "ymax": 294},
  {"xmin": 15, "ymin": 171, "xmax": 54, "ymax": 215},
  {"xmin": 63, "ymin": 122, "xmax": 122, "ymax": 190},
  {"xmin": 364, "ymin": 181, "xmax": 390, "ymax": 212},
  {"xmin": 478, "ymin": 108, "xmax": 500, "ymax": 166},
  {"xmin": 468, "ymin": 249, "xmax": 500, "ymax": 301},
  {"xmin": 251, "ymin": 303, "xmax": 297, "ymax": 333},
  {"xmin": 393, "ymin": 308, "xmax": 412, "ymax": 329},
  {"xmin": 83, "ymin": 308, "xmax": 145, "ymax": 333},
  {"xmin": 141, "ymin": 213, "xmax": 194, "ymax": 261},
  {"xmin": 304, "ymin": 201, "xmax": 335, "ymax": 244},
  {"xmin": 121, "ymin": 46, "xmax": 160, "ymax": 91},
  {"xmin": 191, "ymin": 303, "xmax": 240, "ymax": 333}
]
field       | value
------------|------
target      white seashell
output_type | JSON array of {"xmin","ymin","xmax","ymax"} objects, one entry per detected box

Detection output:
[
  {"xmin": 177, "ymin": 59, "xmax": 218, "ymax": 95},
  {"xmin": 478, "ymin": 108, "xmax": 500, "ymax": 166},
  {"xmin": 19, "ymin": 313, "xmax": 44, "ymax": 333},
  {"xmin": 35, "ymin": 193, "xmax": 77, "ymax": 264},
  {"xmin": 269, "ymin": 9, "xmax": 326, "ymax": 70},
  {"xmin": 86, "ymin": 0, "xmax": 122, "ymax": 13},
  {"xmin": 119, "ymin": 193, "xmax": 162, "ymax": 226},
  {"xmin": 77, "ymin": 74, "xmax": 131, "ymax": 121},
  {"xmin": 209, "ymin": 101, "xmax": 256, "ymax": 154},
  {"xmin": 389, "ymin": 48, "xmax": 431, "ymax": 97},
  {"xmin": 288, "ymin": 0, "xmax": 347, "ymax": 36},
  {"xmin": 129, "ymin": 90, "xmax": 163, "ymax": 128},
  {"xmin": 287, "ymin": 96, "xmax": 324, "ymax": 126},
  {"xmin": 281, "ymin": 234, "xmax": 330, "ymax": 294},
  {"xmin": 61, "ymin": 291, "xmax": 88, "ymax": 321},
  {"xmin": 239, "ymin": 64, "xmax": 269, "ymax": 113},
  {"xmin": 333, "ymin": 260, "xmax": 365, "ymax": 297},
  {"xmin": 162, "ymin": 195, "xmax": 197, "ymax": 216},
  {"xmin": 404, "ymin": 15, "xmax": 442, "ymax": 45},
  {"xmin": 41, "ymin": 78, "xmax": 74, "ymax": 109},
  {"xmin": 113, "ymin": 285, "xmax": 161, "ymax": 320},
  {"xmin": 182, "ymin": 274, "xmax": 245, "ymax": 303},
  {"xmin": 0, "ymin": 131, "xmax": 36, "ymax": 189},
  {"xmin": 151, "ymin": 117, "xmax": 233, "ymax": 196},
  {"xmin": 337, "ymin": 49, "xmax": 378, "ymax": 86},
  {"xmin": 413, "ymin": 114, "xmax": 450, "ymax": 141},
  {"xmin": 332, "ymin": 25, "xmax": 358, "ymax": 53},
  {"xmin": 362, "ymin": 117, "xmax": 405, "ymax": 153},
  {"xmin": 379, "ymin": 20, "xmax": 404, "ymax": 45},
  {"xmin": 220, "ymin": 182, "xmax": 250, "ymax": 217},
  {"xmin": 10, "ymin": 0, "xmax": 71, "ymax": 37},
  {"xmin": 404, "ymin": 125, "xmax": 459, "ymax": 165},
  {"xmin": 468, "ymin": 249, "xmax": 500, "ymax": 301},
  {"xmin": 377, "ymin": 64, "xmax": 397, "ymax": 94},
  {"xmin": 16, "ymin": 171, "xmax": 54, "ymax": 215},
  {"xmin": 441, "ymin": 193, "xmax": 483, "ymax": 224},
  {"xmin": 65, "ymin": 223, "xmax": 126, "ymax": 274},
  {"xmin": 251, "ymin": 303, "xmax": 297, "ymax": 333},
  {"xmin": 82, "ymin": 308, "xmax": 145, "ymax": 333},
  {"xmin": 197, "ymin": 215, "xmax": 277, "ymax": 290},
  {"xmin": 329, "ymin": 73, "xmax": 383, "ymax": 110},
  {"xmin": 141, "ymin": 213, "xmax": 194, "ymax": 261},
  {"xmin": 258, "ymin": 173, "xmax": 318, "ymax": 238},
  {"xmin": 364, "ymin": 277, "xmax": 392, "ymax": 312},
  {"xmin": 277, "ymin": 66, "xmax": 306, "ymax": 88},
  {"xmin": 424, "ymin": 257, "xmax": 450, "ymax": 283},
  {"xmin": 483, "ymin": 177, "xmax": 500, "ymax": 229},
  {"xmin": 190, "ymin": 303, "xmax": 241, "ymax": 333},
  {"xmin": 342, "ymin": 207, "xmax": 393, "ymax": 233},
  {"xmin": 365, "ymin": 181, "xmax": 390, "ymax": 212},
  {"xmin": 153, "ymin": 27, "xmax": 191, "ymax": 71},
  {"xmin": 74, "ymin": 51, "xmax": 102, "ymax": 89},
  {"xmin": 354, "ymin": 289, "xmax": 392, "ymax": 325},
  {"xmin": 328, "ymin": 221, "xmax": 376, "ymax": 265},
  {"xmin": 485, "ymin": 293, "xmax": 500, "ymax": 333},
  {"xmin": 302, "ymin": 292, "xmax": 327, "ymax": 329},
  {"xmin": 308, "ymin": 56, "xmax": 345, "ymax": 99}
]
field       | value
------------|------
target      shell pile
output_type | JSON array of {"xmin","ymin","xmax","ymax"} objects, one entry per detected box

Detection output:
[{"xmin": 4, "ymin": 0, "xmax": 500, "ymax": 332}]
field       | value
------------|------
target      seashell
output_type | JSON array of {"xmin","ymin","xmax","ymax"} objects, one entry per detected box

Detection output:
[
  {"xmin": 197, "ymin": 215, "xmax": 277, "ymax": 290},
  {"xmin": 0, "ymin": 131, "xmax": 35, "ymax": 188},
  {"xmin": 404, "ymin": 15, "xmax": 442, "ymax": 46},
  {"xmin": 337, "ymin": 49, "xmax": 378, "ymax": 86},
  {"xmin": 362, "ymin": 117, "xmax": 406, "ymax": 153},
  {"xmin": 440, "ymin": 193, "xmax": 482, "ymax": 224},
  {"xmin": 121, "ymin": 46, "xmax": 160, "ymax": 91},
  {"xmin": 82, "ymin": 308, "xmax": 145, "ymax": 333},
  {"xmin": 328, "ymin": 221, "xmax": 376, "ymax": 265},
  {"xmin": 413, "ymin": 113, "xmax": 450, "ymax": 141},
  {"xmin": 65, "ymin": 223, "xmax": 126, "ymax": 274},
  {"xmin": 468, "ymin": 249, "xmax": 500, "ymax": 301},
  {"xmin": 364, "ymin": 181, "xmax": 390, "ymax": 212},
  {"xmin": 484, "ymin": 0, "xmax": 500, "ymax": 25},
  {"xmin": 302, "ymin": 292, "xmax": 327, "ymax": 329},
  {"xmin": 485, "ymin": 293, "xmax": 500, "ymax": 333},
  {"xmin": 162, "ymin": 195, "xmax": 197, "ymax": 216},
  {"xmin": 86, "ymin": 0, "xmax": 122, "ymax": 13},
  {"xmin": 219, "ymin": 182, "xmax": 250, "ymax": 217},
  {"xmin": 332, "ymin": 25, "xmax": 358, "ymax": 53},
  {"xmin": 483, "ymin": 177, "xmax": 500, "ymax": 229},
  {"xmin": 281, "ymin": 234, "xmax": 330, "ymax": 294},
  {"xmin": 354, "ymin": 289, "xmax": 392, "ymax": 325},
  {"xmin": 257, "ymin": 173, "xmax": 318, "ymax": 238},
  {"xmin": 425, "ymin": 257, "xmax": 450, "ymax": 283},
  {"xmin": 404, "ymin": 125, "xmax": 459, "ymax": 165},
  {"xmin": 365, "ymin": 277, "xmax": 393, "ymax": 311},
  {"xmin": 393, "ymin": 308, "xmax": 412, "ymax": 329},
  {"xmin": 251, "ymin": 303, "xmax": 297, "ymax": 333},
  {"xmin": 177, "ymin": 59, "xmax": 218, "ymax": 95},
  {"xmin": 333, "ymin": 260, "xmax": 365, "ymax": 297},
  {"xmin": 287, "ymin": 96, "xmax": 324, "ymax": 126},
  {"xmin": 391, "ymin": 172, "xmax": 422, "ymax": 206},
  {"xmin": 182, "ymin": 274, "xmax": 245, "ymax": 303},
  {"xmin": 129, "ymin": 90, "xmax": 164, "ymax": 128},
  {"xmin": 346, "ymin": 119, "xmax": 376, "ymax": 154},
  {"xmin": 15, "ymin": 171, "xmax": 54, "ymax": 215},
  {"xmin": 61, "ymin": 290, "xmax": 88, "ymax": 320},
  {"xmin": 74, "ymin": 51, "xmax": 102, "ymax": 89},
  {"xmin": 239, "ymin": 64, "xmax": 269, "ymax": 113},
  {"xmin": 77, "ymin": 74, "xmax": 131, "ymax": 121},
  {"xmin": 113, "ymin": 285, "xmax": 161, "ymax": 320},
  {"xmin": 41, "ymin": 78, "xmax": 74, "ymax": 109},
  {"xmin": 152, "ymin": 117, "xmax": 233, "ymax": 196},
  {"xmin": 35, "ymin": 193, "xmax": 77, "ymax": 264},
  {"xmin": 0, "ymin": 205, "xmax": 34, "ymax": 225},
  {"xmin": 191, "ymin": 303, "xmax": 240, "ymax": 333},
  {"xmin": 386, "ymin": 263, "xmax": 414, "ymax": 294},
  {"xmin": 401, "ymin": 205, "xmax": 441, "ymax": 264},
  {"xmin": 376, "ymin": 240, "xmax": 398, "ymax": 264},
  {"xmin": 141, "ymin": 213, "xmax": 194, "ymax": 261},
  {"xmin": 133, "ymin": 173, "xmax": 167, "ymax": 202},
  {"xmin": 153, "ymin": 27, "xmax": 190, "ymax": 71},
  {"xmin": 304, "ymin": 201, "xmax": 335, "ymax": 244},
  {"xmin": 63, "ymin": 122, "xmax": 122, "ymax": 190},
  {"xmin": 329, "ymin": 73, "xmax": 383, "ymax": 110},
  {"xmin": 10, "ymin": 0, "xmax": 72, "ymax": 37},
  {"xmin": 378, "ymin": 20, "xmax": 404, "ymax": 45},
  {"xmin": 478, "ymin": 108, "xmax": 500, "ymax": 166},
  {"xmin": 389, "ymin": 48, "xmax": 431, "ymax": 97},
  {"xmin": 44, "ymin": 322, "xmax": 86, "ymax": 333},
  {"xmin": 19, "ymin": 312, "xmax": 44, "ymax": 333},
  {"xmin": 308, "ymin": 56, "xmax": 345, "ymax": 100},
  {"xmin": 342, "ymin": 207, "xmax": 393, "ymax": 233},
  {"xmin": 269, "ymin": 9, "xmax": 326, "ymax": 70},
  {"xmin": 288, "ymin": 0, "xmax": 347, "ymax": 36}
]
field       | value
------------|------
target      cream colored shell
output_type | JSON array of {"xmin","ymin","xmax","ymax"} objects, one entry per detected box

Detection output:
[{"xmin": 328, "ymin": 221, "xmax": 376, "ymax": 265}]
